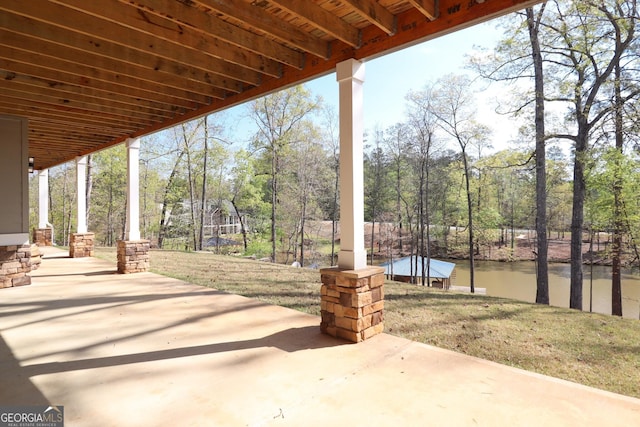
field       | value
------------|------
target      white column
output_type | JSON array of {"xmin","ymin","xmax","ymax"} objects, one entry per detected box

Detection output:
[
  {"xmin": 76, "ymin": 156, "xmax": 88, "ymax": 233},
  {"xmin": 125, "ymin": 138, "xmax": 141, "ymax": 241},
  {"xmin": 38, "ymin": 169, "xmax": 49, "ymax": 229},
  {"xmin": 336, "ymin": 59, "xmax": 367, "ymax": 270}
]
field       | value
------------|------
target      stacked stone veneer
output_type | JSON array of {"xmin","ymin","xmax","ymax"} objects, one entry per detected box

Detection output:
[
  {"xmin": 320, "ymin": 266, "xmax": 385, "ymax": 343},
  {"xmin": 32, "ymin": 228, "xmax": 53, "ymax": 246},
  {"xmin": 30, "ymin": 244, "xmax": 41, "ymax": 271},
  {"xmin": 117, "ymin": 240, "xmax": 150, "ymax": 274},
  {"xmin": 0, "ymin": 244, "xmax": 32, "ymax": 288},
  {"xmin": 69, "ymin": 232, "xmax": 95, "ymax": 258}
]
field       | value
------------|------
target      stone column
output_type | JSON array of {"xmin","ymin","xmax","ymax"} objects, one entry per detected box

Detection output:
[
  {"xmin": 33, "ymin": 169, "xmax": 52, "ymax": 246},
  {"xmin": 69, "ymin": 156, "xmax": 94, "ymax": 257},
  {"xmin": 319, "ymin": 59, "xmax": 384, "ymax": 343},
  {"xmin": 320, "ymin": 266, "xmax": 385, "ymax": 343},
  {"xmin": 117, "ymin": 138, "xmax": 150, "ymax": 274}
]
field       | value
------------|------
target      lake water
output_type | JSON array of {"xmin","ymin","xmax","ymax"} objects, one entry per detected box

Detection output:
[{"xmin": 450, "ymin": 260, "xmax": 640, "ymax": 320}]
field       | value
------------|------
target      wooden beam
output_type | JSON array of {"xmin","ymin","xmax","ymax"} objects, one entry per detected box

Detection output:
[
  {"xmin": 0, "ymin": 29, "xmax": 230, "ymax": 101},
  {"xmin": 0, "ymin": 71, "xmax": 189, "ymax": 114},
  {"xmin": 0, "ymin": 98, "xmax": 153, "ymax": 128},
  {"xmin": 0, "ymin": 16, "xmax": 238, "ymax": 96},
  {"xmin": 196, "ymin": 0, "xmax": 329, "ymax": 59},
  {"xmin": 0, "ymin": 79, "xmax": 175, "ymax": 119},
  {"xmin": 29, "ymin": 119, "xmax": 129, "ymax": 138},
  {"xmin": 0, "ymin": 0, "xmax": 263, "ymax": 85},
  {"xmin": 0, "ymin": 86, "xmax": 165, "ymax": 124},
  {"xmin": 407, "ymin": 0, "xmax": 438, "ymax": 20},
  {"xmin": 122, "ymin": 0, "xmax": 304, "ymax": 69},
  {"xmin": 53, "ymin": 0, "xmax": 284, "ymax": 77},
  {"xmin": 0, "ymin": 50, "xmax": 214, "ymax": 108},
  {"xmin": 0, "ymin": 104, "xmax": 138, "ymax": 134},
  {"xmin": 340, "ymin": 0, "xmax": 397, "ymax": 35},
  {"xmin": 268, "ymin": 0, "xmax": 361, "ymax": 47}
]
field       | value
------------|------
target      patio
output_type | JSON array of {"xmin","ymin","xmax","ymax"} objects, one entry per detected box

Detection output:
[{"xmin": 1, "ymin": 248, "xmax": 639, "ymax": 426}]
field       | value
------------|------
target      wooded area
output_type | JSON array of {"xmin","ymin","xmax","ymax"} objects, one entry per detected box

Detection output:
[{"xmin": 31, "ymin": 1, "xmax": 640, "ymax": 315}]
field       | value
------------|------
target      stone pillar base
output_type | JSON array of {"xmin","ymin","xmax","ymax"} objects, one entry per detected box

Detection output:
[
  {"xmin": 69, "ymin": 232, "xmax": 95, "ymax": 258},
  {"xmin": 320, "ymin": 266, "xmax": 385, "ymax": 343},
  {"xmin": 30, "ymin": 244, "xmax": 42, "ymax": 271},
  {"xmin": 117, "ymin": 240, "xmax": 150, "ymax": 274},
  {"xmin": 32, "ymin": 228, "xmax": 53, "ymax": 246},
  {"xmin": 0, "ymin": 244, "xmax": 32, "ymax": 288}
]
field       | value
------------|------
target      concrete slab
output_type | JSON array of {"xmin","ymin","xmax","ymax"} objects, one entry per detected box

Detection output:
[{"xmin": 1, "ymin": 247, "xmax": 639, "ymax": 426}]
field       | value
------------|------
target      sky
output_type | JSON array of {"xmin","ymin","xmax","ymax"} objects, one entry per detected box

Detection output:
[{"xmin": 222, "ymin": 19, "xmax": 524, "ymax": 153}]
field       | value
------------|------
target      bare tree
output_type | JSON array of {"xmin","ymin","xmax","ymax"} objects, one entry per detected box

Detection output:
[{"xmin": 430, "ymin": 74, "xmax": 492, "ymax": 293}]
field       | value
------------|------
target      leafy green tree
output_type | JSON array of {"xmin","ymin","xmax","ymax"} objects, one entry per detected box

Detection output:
[
  {"xmin": 90, "ymin": 145, "xmax": 127, "ymax": 246},
  {"xmin": 229, "ymin": 150, "xmax": 267, "ymax": 251},
  {"xmin": 364, "ymin": 129, "xmax": 392, "ymax": 264},
  {"xmin": 48, "ymin": 164, "xmax": 76, "ymax": 246},
  {"xmin": 470, "ymin": 3, "xmax": 550, "ymax": 303},
  {"xmin": 250, "ymin": 85, "xmax": 320, "ymax": 263}
]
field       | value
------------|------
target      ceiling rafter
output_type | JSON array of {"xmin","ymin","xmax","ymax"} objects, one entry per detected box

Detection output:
[
  {"xmin": 52, "ymin": 0, "xmax": 283, "ymax": 77},
  {"xmin": 0, "ymin": 13, "xmax": 241, "ymax": 95},
  {"xmin": 0, "ymin": 77, "xmax": 175, "ymax": 119},
  {"xmin": 0, "ymin": 0, "xmax": 263, "ymax": 85},
  {"xmin": 195, "ymin": 0, "xmax": 330, "ymax": 58},
  {"xmin": 0, "ymin": 71, "xmax": 189, "ymax": 114},
  {"xmin": 1, "ymin": 86, "xmax": 165, "ymax": 123},
  {"xmin": 0, "ymin": 34, "xmax": 223, "ymax": 106},
  {"xmin": 340, "ymin": 0, "xmax": 397, "ymax": 35},
  {"xmin": 124, "ymin": 0, "xmax": 305, "ymax": 69},
  {"xmin": 268, "ymin": 0, "xmax": 361, "ymax": 47},
  {"xmin": 407, "ymin": 0, "xmax": 438, "ymax": 20},
  {"xmin": 0, "ymin": 50, "xmax": 213, "ymax": 107}
]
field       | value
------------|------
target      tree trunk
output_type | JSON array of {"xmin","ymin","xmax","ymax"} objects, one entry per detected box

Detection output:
[
  {"xmin": 300, "ymin": 201, "xmax": 306, "ymax": 267},
  {"xmin": 570, "ymin": 133, "xmax": 587, "ymax": 310},
  {"xmin": 182, "ymin": 125, "xmax": 198, "ymax": 252},
  {"xmin": 462, "ymin": 150, "xmax": 475, "ymax": 293},
  {"xmin": 370, "ymin": 214, "xmax": 376, "ymax": 266},
  {"xmin": 612, "ymin": 61, "xmax": 623, "ymax": 316},
  {"xmin": 425, "ymin": 156, "xmax": 431, "ymax": 285},
  {"xmin": 199, "ymin": 117, "xmax": 209, "ymax": 251},
  {"xmin": 85, "ymin": 154, "xmax": 93, "ymax": 229},
  {"xmin": 331, "ymin": 157, "xmax": 339, "ymax": 266},
  {"xmin": 231, "ymin": 198, "xmax": 248, "ymax": 251},
  {"xmin": 158, "ymin": 149, "xmax": 185, "ymax": 249},
  {"xmin": 527, "ymin": 6, "xmax": 549, "ymax": 305},
  {"xmin": 271, "ymin": 150, "xmax": 278, "ymax": 263},
  {"xmin": 419, "ymin": 158, "xmax": 427, "ymax": 286}
]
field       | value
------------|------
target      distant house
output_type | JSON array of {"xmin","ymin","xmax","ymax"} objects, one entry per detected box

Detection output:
[
  {"xmin": 207, "ymin": 200, "xmax": 247, "ymax": 235},
  {"xmin": 166, "ymin": 199, "xmax": 248, "ymax": 238},
  {"xmin": 380, "ymin": 256, "xmax": 456, "ymax": 289}
]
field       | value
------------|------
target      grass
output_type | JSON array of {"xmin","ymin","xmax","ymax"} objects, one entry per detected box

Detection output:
[{"xmin": 94, "ymin": 247, "xmax": 640, "ymax": 399}]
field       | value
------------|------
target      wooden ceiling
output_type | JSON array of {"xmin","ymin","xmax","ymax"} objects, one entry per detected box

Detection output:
[{"xmin": 0, "ymin": 0, "xmax": 541, "ymax": 170}]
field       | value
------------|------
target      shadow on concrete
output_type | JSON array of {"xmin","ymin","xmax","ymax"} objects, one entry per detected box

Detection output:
[
  {"xmin": 18, "ymin": 326, "xmax": 342, "ymax": 378},
  {"xmin": 0, "ymin": 335, "xmax": 50, "ymax": 405},
  {"xmin": 1, "ymin": 290, "xmax": 280, "ymax": 364},
  {"xmin": 32, "ymin": 270, "xmax": 117, "ymax": 278}
]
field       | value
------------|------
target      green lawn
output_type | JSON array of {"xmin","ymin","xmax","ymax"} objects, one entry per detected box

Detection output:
[{"xmin": 95, "ymin": 247, "xmax": 640, "ymax": 398}]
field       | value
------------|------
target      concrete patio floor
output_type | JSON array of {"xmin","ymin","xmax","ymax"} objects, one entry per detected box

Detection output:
[{"xmin": 1, "ymin": 248, "xmax": 639, "ymax": 426}]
